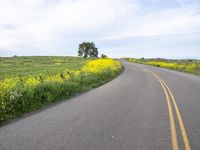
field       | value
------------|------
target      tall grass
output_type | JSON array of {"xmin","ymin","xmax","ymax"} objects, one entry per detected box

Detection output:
[{"xmin": 0, "ymin": 58, "xmax": 122, "ymax": 124}]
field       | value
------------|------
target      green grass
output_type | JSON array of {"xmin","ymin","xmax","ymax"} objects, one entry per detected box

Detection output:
[
  {"xmin": 0, "ymin": 57, "xmax": 122, "ymax": 124},
  {"xmin": 0, "ymin": 56, "xmax": 93, "ymax": 79},
  {"xmin": 125, "ymin": 58, "xmax": 200, "ymax": 76}
]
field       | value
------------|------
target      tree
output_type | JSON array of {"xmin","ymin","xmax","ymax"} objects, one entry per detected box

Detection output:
[
  {"xmin": 101, "ymin": 54, "xmax": 107, "ymax": 58},
  {"xmin": 78, "ymin": 42, "xmax": 98, "ymax": 58}
]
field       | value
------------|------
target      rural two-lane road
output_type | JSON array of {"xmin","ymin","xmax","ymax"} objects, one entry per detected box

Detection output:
[{"xmin": 1, "ymin": 60, "xmax": 200, "ymax": 150}]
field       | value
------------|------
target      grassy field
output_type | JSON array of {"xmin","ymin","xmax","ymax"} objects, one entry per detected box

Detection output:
[
  {"xmin": 0, "ymin": 56, "xmax": 122, "ymax": 124},
  {"xmin": 0, "ymin": 56, "xmax": 91, "ymax": 79},
  {"xmin": 125, "ymin": 58, "xmax": 200, "ymax": 76}
]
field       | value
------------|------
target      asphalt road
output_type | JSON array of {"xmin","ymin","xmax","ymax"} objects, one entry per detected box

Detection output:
[{"xmin": 0, "ymin": 60, "xmax": 200, "ymax": 150}]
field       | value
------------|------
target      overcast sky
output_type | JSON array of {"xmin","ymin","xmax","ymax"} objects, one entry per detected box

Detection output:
[{"xmin": 0, "ymin": 0, "xmax": 200, "ymax": 58}]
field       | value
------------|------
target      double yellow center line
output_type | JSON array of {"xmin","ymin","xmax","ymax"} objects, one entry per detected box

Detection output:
[{"xmin": 146, "ymin": 70, "xmax": 191, "ymax": 150}]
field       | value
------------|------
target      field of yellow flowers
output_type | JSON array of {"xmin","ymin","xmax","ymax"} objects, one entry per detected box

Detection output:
[
  {"xmin": 0, "ymin": 58, "xmax": 122, "ymax": 124},
  {"xmin": 125, "ymin": 58, "xmax": 200, "ymax": 76}
]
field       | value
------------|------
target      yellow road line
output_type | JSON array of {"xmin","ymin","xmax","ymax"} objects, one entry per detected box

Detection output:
[
  {"xmin": 148, "ymin": 71, "xmax": 179, "ymax": 150},
  {"xmin": 162, "ymin": 80, "xmax": 191, "ymax": 150},
  {"xmin": 145, "ymin": 68, "xmax": 191, "ymax": 150}
]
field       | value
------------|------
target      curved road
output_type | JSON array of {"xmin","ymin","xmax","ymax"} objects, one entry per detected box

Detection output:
[{"xmin": 1, "ymin": 60, "xmax": 200, "ymax": 150}]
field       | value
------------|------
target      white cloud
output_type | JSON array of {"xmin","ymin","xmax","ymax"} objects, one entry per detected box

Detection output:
[
  {"xmin": 0, "ymin": 0, "xmax": 136, "ymax": 51},
  {"xmin": 0, "ymin": 0, "xmax": 200, "ymax": 57},
  {"xmin": 102, "ymin": 4, "xmax": 200, "ymax": 40}
]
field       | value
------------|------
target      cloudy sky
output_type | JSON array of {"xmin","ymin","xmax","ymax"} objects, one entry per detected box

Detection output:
[{"xmin": 0, "ymin": 0, "xmax": 200, "ymax": 58}]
